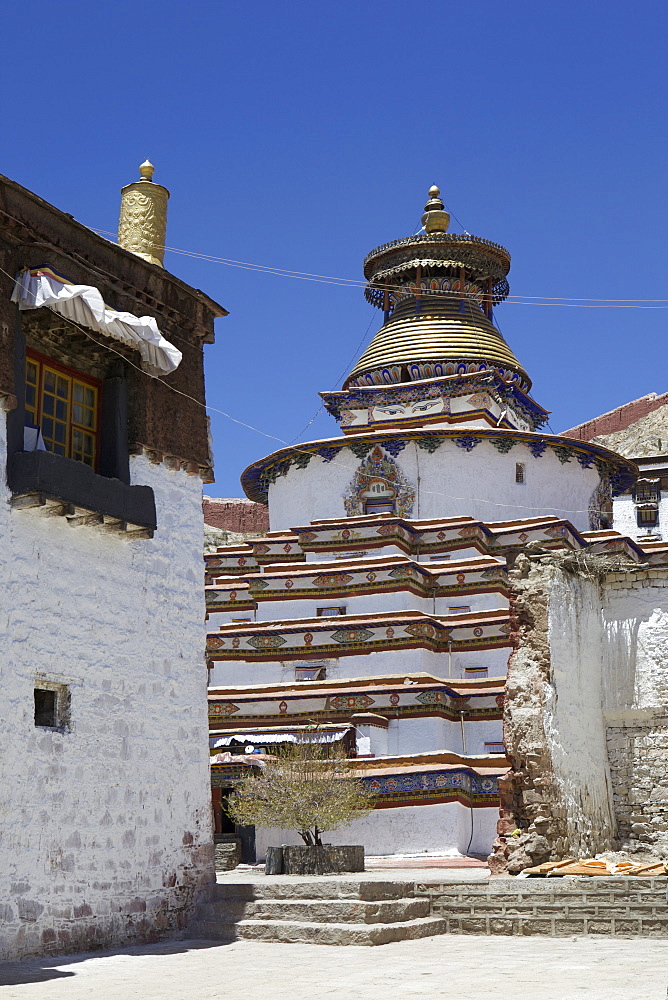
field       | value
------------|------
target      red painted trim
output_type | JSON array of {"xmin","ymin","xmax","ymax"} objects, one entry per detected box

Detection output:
[{"xmin": 371, "ymin": 793, "xmax": 498, "ymax": 810}]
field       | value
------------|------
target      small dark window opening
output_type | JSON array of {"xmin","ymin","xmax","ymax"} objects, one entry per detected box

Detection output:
[
  {"xmin": 295, "ymin": 665, "xmax": 326, "ymax": 681},
  {"xmin": 364, "ymin": 500, "xmax": 395, "ymax": 515},
  {"xmin": 317, "ymin": 606, "xmax": 346, "ymax": 617},
  {"xmin": 515, "ymin": 463, "xmax": 525, "ymax": 484},
  {"xmin": 34, "ymin": 688, "xmax": 57, "ymax": 728}
]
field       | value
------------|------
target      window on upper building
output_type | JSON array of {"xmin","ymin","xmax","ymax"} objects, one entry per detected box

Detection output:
[
  {"xmin": 449, "ymin": 605, "xmax": 471, "ymax": 614},
  {"xmin": 25, "ymin": 350, "xmax": 100, "ymax": 468},
  {"xmin": 637, "ymin": 506, "xmax": 659, "ymax": 527},
  {"xmin": 515, "ymin": 462, "xmax": 525, "ymax": 484},
  {"xmin": 464, "ymin": 666, "xmax": 488, "ymax": 677},
  {"xmin": 295, "ymin": 665, "xmax": 326, "ymax": 681},
  {"xmin": 484, "ymin": 742, "xmax": 506, "ymax": 754},
  {"xmin": 634, "ymin": 479, "xmax": 661, "ymax": 503},
  {"xmin": 317, "ymin": 606, "xmax": 346, "ymax": 617}
]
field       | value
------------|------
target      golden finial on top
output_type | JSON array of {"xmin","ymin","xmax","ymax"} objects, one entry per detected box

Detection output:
[
  {"xmin": 139, "ymin": 159, "xmax": 155, "ymax": 182},
  {"xmin": 421, "ymin": 184, "xmax": 450, "ymax": 233}
]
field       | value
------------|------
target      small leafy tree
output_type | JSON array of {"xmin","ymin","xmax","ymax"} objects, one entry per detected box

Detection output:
[{"xmin": 225, "ymin": 738, "xmax": 373, "ymax": 847}]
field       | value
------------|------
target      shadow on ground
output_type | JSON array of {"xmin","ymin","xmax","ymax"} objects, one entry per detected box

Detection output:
[{"xmin": 0, "ymin": 937, "xmax": 228, "ymax": 986}]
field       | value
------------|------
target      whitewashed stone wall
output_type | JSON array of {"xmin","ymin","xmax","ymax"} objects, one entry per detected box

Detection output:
[
  {"xmin": 612, "ymin": 493, "xmax": 668, "ymax": 542},
  {"xmin": 209, "ymin": 645, "xmax": 510, "ymax": 687},
  {"xmin": 547, "ymin": 570, "xmax": 617, "ymax": 853},
  {"xmin": 249, "ymin": 590, "xmax": 506, "ymax": 623},
  {"xmin": 254, "ymin": 801, "xmax": 498, "ymax": 859},
  {"xmin": 509, "ymin": 561, "xmax": 668, "ymax": 861},
  {"xmin": 0, "ymin": 409, "xmax": 213, "ymax": 960},
  {"xmin": 602, "ymin": 571, "xmax": 668, "ymax": 855}
]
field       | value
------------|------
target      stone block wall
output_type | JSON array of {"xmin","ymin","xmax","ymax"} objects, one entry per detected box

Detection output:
[
  {"xmin": 202, "ymin": 496, "xmax": 269, "ymax": 535},
  {"xmin": 563, "ymin": 392, "xmax": 668, "ymax": 445},
  {"xmin": 415, "ymin": 878, "xmax": 668, "ymax": 936},
  {"xmin": 602, "ymin": 571, "xmax": 668, "ymax": 856},
  {"xmin": 607, "ymin": 720, "xmax": 668, "ymax": 854}
]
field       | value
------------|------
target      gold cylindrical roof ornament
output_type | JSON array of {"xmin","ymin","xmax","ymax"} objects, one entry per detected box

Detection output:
[{"xmin": 118, "ymin": 160, "xmax": 170, "ymax": 267}]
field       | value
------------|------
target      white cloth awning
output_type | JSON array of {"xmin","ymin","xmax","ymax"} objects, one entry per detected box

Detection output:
[
  {"xmin": 12, "ymin": 267, "xmax": 182, "ymax": 376},
  {"xmin": 210, "ymin": 729, "xmax": 349, "ymax": 748}
]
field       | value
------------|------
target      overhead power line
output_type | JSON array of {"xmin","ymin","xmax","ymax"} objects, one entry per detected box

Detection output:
[{"xmin": 86, "ymin": 226, "xmax": 668, "ymax": 309}]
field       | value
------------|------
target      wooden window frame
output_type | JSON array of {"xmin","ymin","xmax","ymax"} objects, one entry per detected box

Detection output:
[
  {"xmin": 634, "ymin": 480, "xmax": 661, "ymax": 504},
  {"xmin": 25, "ymin": 349, "xmax": 102, "ymax": 470},
  {"xmin": 637, "ymin": 506, "xmax": 659, "ymax": 527}
]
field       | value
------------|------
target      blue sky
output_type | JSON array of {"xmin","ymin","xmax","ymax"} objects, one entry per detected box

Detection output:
[{"xmin": 2, "ymin": 1, "xmax": 667, "ymax": 495}]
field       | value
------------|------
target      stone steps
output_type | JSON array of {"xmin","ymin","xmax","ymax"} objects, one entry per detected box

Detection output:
[
  {"xmin": 189, "ymin": 880, "xmax": 444, "ymax": 946},
  {"xmin": 189, "ymin": 915, "xmax": 447, "ymax": 946},
  {"xmin": 197, "ymin": 896, "xmax": 431, "ymax": 924},
  {"xmin": 202, "ymin": 880, "xmax": 417, "ymax": 901}
]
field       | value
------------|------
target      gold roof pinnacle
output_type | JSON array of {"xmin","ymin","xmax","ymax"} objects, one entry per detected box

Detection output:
[
  {"xmin": 421, "ymin": 184, "xmax": 450, "ymax": 234},
  {"xmin": 139, "ymin": 159, "xmax": 155, "ymax": 182},
  {"xmin": 118, "ymin": 159, "xmax": 170, "ymax": 268}
]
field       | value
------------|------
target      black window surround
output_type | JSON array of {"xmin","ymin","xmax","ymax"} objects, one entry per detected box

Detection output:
[{"xmin": 6, "ymin": 306, "xmax": 157, "ymax": 535}]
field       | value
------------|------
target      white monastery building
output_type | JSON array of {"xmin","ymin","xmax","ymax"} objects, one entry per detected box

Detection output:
[
  {"xmin": 206, "ymin": 188, "xmax": 668, "ymax": 866},
  {"xmin": 0, "ymin": 165, "xmax": 225, "ymax": 959}
]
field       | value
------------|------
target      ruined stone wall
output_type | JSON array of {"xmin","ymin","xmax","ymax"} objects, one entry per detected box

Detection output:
[
  {"xmin": 490, "ymin": 556, "xmax": 668, "ymax": 873},
  {"xmin": 0, "ymin": 412, "xmax": 214, "ymax": 960},
  {"xmin": 490, "ymin": 554, "xmax": 573, "ymax": 873}
]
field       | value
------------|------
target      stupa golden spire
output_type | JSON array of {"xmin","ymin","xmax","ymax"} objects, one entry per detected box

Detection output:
[
  {"xmin": 421, "ymin": 185, "xmax": 450, "ymax": 233},
  {"xmin": 344, "ymin": 185, "xmax": 529, "ymax": 390}
]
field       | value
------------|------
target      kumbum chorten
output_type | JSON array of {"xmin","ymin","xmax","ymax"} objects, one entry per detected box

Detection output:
[{"xmin": 205, "ymin": 187, "xmax": 638, "ymax": 862}]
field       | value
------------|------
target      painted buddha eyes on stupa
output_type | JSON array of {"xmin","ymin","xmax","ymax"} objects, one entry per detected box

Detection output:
[
  {"xmin": 412, "ymin": 400, "xmax": 441, "ymax": 413},
  {"xmin": 371, "ymin": 399, "xmax": 444, "ymax": 421}
]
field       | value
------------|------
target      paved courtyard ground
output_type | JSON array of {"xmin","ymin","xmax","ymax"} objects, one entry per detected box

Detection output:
[{"xmin": 1, "ymin": 934, "xmax": 668, "ymax": 1000}]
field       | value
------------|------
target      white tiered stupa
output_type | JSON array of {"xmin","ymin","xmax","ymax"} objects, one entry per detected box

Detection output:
[{"xmin": 206, "ymin": 188, "xmax": 635, "ymax": 860}]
